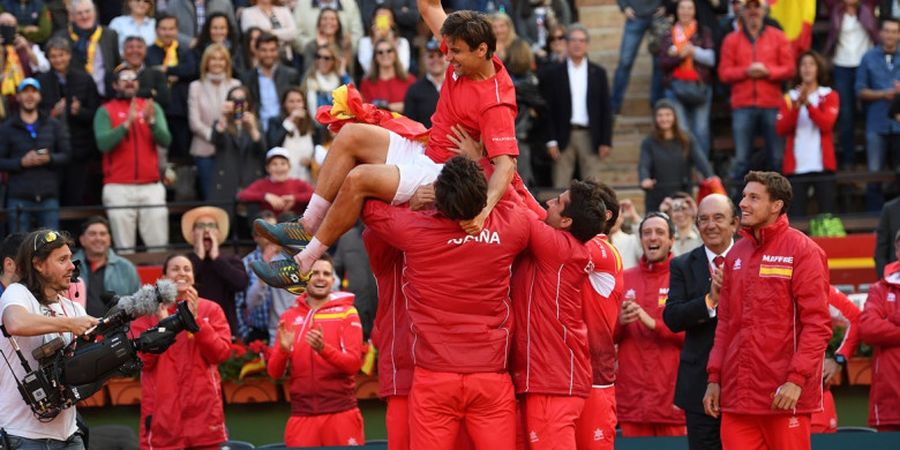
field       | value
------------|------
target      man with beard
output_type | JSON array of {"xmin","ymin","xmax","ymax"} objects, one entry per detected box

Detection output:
[
  {"xmin": 93, "ymin": 66, "xmax": 170, "ymax": 253},
  {"xmin": 616, "ymin": 212, "xmax": 686, "ymax": 437},
  {"xmin": 0, "ymin": 78, "xmax": 70, "ymax": 232}
]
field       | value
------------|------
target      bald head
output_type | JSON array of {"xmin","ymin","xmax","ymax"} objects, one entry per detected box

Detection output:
[
  {"xmin": 697, "ymin": 194, "xmax": 738, "ymax": 254},
  {"xmin": 0, "ymin": 12, "xmax": 17, "ymax": 27}
]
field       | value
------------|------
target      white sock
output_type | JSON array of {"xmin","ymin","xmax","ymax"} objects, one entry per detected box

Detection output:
[
  {"xmin": 294, "ymin": 238, "xmax": 328, "ymax": 273},
  {"xmin": 301, "ymin": 194, "xmax": 331, "ymax": 235}
]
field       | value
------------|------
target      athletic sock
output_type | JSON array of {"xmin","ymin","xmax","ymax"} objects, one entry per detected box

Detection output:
[
  {"xmin": 295, "ymin": 238, "xmax": 328, "ymax": 273},
  {"xmin": 301, "ymin": 194, "xmax": 331, "ymax": 235}
]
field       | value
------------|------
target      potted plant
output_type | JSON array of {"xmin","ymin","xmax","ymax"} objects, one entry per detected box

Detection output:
[{"xmin": 219, "ymin": 340, "xmax": 279, "ymax": 403}]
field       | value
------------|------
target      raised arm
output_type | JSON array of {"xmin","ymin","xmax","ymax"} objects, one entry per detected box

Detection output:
[{"xmin": 418, "ymin": 0, "xmax": 448, "ymax": 38}]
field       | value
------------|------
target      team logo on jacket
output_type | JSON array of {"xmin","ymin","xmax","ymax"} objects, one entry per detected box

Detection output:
[
  {"xmin": 446, "ymin": 228, "xmax": 501, "ymax": 245},
  {"xmin": 733, "ymin": 258, "xmax": 742, "ymax": 270},
  {"xmin": 889, "ymin": 293, "xmax": 896, "ymax": 303},
  {"xmin": 658, "ymin": 288, "xmax": 669, "ymax": 307},
  {"xmin": 788, "ymin": 416, "xmax": 800, "ymax": 429},
  {"xmin": 292, "ymin": 316, "xmax": 305, "ymax": 326},
  {"xmin": 759, "ymin": 255, "xmax": 793, "ymax": 279},
  {"xmin": 593, "ymin": 428, "xmax": 604, "ymax": 441}
]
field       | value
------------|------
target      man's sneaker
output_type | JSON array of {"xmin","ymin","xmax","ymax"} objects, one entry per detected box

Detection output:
[
  {"xmin": 250, "ymin": 259, "xmax": 310, "ymax": 295},
  {"xmin": 253, "ymin": 219, "xmax": 312, "ymax": 255}
]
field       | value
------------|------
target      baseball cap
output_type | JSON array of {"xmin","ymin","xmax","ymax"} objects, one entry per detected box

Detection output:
[
  {"xmin": 425, "ymin": 38, "xmax": 440, "ymax": 53},
  {"xmin": 17, "ymin": 78, "xmax": 40, "ymax": 93},
  {"xmin": 736, "ymin": 0, "xmax": 766, "ymax": 6},
  {"xmin": 266, "ymin": 147, "xmax": 291, "ymax": 163}
]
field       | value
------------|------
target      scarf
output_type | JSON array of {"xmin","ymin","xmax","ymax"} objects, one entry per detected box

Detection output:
[
  {"xmin": 69, "ymin": 25, "xmax": 102, "ymax": 74},
  {"xmin": 2, "ymin": 45, "xmax": 25, "ymax": 96},
  {"xmin": 672, "ymin": 21, "xmax": 700, "ymax": 81},
  {"xmin": 156, "ymin": 38, "xmax": 179, "ymax": 67}
]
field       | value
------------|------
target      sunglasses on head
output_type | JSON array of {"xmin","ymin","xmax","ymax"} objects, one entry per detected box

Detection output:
[
  {"xmin": 33, "ymin": 230, "xmax": 60, "ymax": 252},
  {"xmin": 377, "ymin": 48, "xmax": 395, "ymax": 55}
]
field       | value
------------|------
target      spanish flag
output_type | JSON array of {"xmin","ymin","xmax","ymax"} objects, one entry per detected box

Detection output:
[{"xmin": 769, "ymin": 0, "xmax": 815, "ymax": 54}]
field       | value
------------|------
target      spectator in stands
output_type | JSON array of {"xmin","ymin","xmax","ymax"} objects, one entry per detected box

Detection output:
[
  {"xmin": 360, "ymin": 39, "xmax": 415, "ymax": 114},
  {"xmin": 610, "ymin": 0, "xmax": 664, "ymax": 114},
  {"xmin": 718, "ymin": 0, "xmax": 794, "ymax": 188},
  {"xmin": 515, "ymin": 0, "xmax": 572, "ymax": 59},
  {"xmin": 0, "ymin": 78, "xmax": 69, "ymax": 232},
  {"xmin": 0, "ymin": 233, "xmax": 25, "ymax": 296},
  {"xmin": 538, "ymin": 23, "xmax": 567, "ymax": 69},
  {"xmin": 240, "ymin": 26, "xmax": 262, "ymax": 74},
  {"xmin": 857, "ymin": 17, "xmax": 900, "ymax": 211},
  {"xmin": 775, "ymin": 50, "xmax": 839, "ymax": 217},
  {"xmin": 46, "ymin": 0, "xmax": 67, "ymax": 36},
  {"xmin": 301, "ymin": 8, "xmax": 352, "ymax": 80},
  {"xmin": 875, "ymin": 197, "xmax": 900, "ymax": 277},
  {"xmin": 860, "ymin": 232, "xmax": 900, "ymax": 432},
  {"xmin": 193, "ymin": 11, "xmax": 247, "ymax": 77},
  {"xmin": 241, "ymin": 32, "xmax": 300, "ymax": 132},
  {"xmin": 238, "ymin": 147, "xmax": 314, "ymax": 215},
  {"xmin": 131, "ymin": 253, "xmax": 231, "ymax": 450},
  {"xmin": 268, "ymin": 254, "xmax": 366, "ymax": 447},
  {"xmin": 93, "ymin": 66, "xmax": 171, "ymax": 253},
  {"xmin": 294, "ymin": 0, "xmax": 363, "ymax": 55},
  {"xmin": 166, "ymin": 0, "xmax": 236, "ymax": 48},
  {"xmin": 403, "ymin": 38, "xmax": 444, "ymax": 128},
  {"xmin": 617, "ymin": 212, "xmax": 686, "ymax": 437},
  {"xmin": 638, "ymin": 100, "xmax": 715, "ymax": 213},
  {"xmin": 266, "ymin": 87, "xmax": 316, "ymax": 183},
  {"xmin": 240, "ymin": 0, "xmax": 299, "ymax": 68},
  {"xmin": 0, "ymin": 12, "xmax": 50, "ymax": 108},
  {"xmin": 121, "ymin": 36, "xmax": 170, "ymax": 109},
  {"xmin": 71, "ymin": 216, "xmax": 141, "ymax": 317},
  {"xmin": 491, "ymin": 12, "xmax": 522, "ymax": 64},
  {"xmin": 188, "ymin": 43, "xmax": 241, "ymax": 200},
  {"xmin": 824, "ymin": 0, "xmax": 877, "ymax": 169},
  {"xmin": 58, "ymin": 0, "xmax": 119, "ymax": 98},
  {"xmin": 506, "ymin": 38, "xmax": 544, "ymax": 187},
  {"xmin": 147, "ymin": 13, "xmax": 197, "ymax": 163},
  {"xmin": 357, "ymin": 5, "xmax": 410, "ymax": 76},
  {"xmin": 658, "ymin": 0, "xmax": 715, "ymax": 157},
  {"xmin": 661, "ymin": 192, "xmax": 702, "ymax": 256},
  {"xmin": 209, "ymin": 85, "xmax": 265, "ymax": 204},
  {"xmin": 37, "ymin": 37, "xmax": 102, "ymax": 207},
  {"xmin": 303, "ymin": 42, "xmax": 350, "ymax": 126},
  {"xmin": 0, "ymin": 0, "xmax": 52, "ymax": 44},
  {"xmin": 539, "ymin": 23, "xmax": 612, "ymax": 188},
  {"xmin": 182, "ymin": 206, "xmax": 250, "ymax": 337},
  {"xmin": 108, "ymin": 0, "xmax": 156, "ymax": 52},
  {"xmin": 610, "ymin": 200, "xmax": 642, "ymax": 269}
]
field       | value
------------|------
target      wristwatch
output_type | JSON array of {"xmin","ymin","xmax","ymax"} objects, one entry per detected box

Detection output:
[{"xmin": 834, "ymin": 354, "xmax": 847, "ymax": 366}]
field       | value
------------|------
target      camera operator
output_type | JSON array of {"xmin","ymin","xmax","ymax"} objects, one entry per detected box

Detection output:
[{"xmin": 0, "ymin": 229, "xmax": 98, "ymax": 449}]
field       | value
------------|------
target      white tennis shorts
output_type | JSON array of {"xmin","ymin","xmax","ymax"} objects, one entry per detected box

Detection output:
[{"xmin": 385, "ymin": 131, "xmax": 444, "ymax": 205}]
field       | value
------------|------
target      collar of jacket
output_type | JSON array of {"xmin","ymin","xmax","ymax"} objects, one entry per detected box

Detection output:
[
  {"xmin": 884, "ymin": 260, "xmax": 900, "ymax": 283},
  {"xmin": 739, "ymin": 213, "xmax": 789, "ymax": 247},
  {"xmin": 639, "ymin": 254, "xmax": 672, "ymax": 274},
  {"xmin": 11, "ymin": 112, "xmax": 47, "ymax": 130}
]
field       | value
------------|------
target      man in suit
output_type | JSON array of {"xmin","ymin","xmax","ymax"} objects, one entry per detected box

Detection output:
[
  {"xmin": 875, "ymin": 196, "xmax": 900, "ymax": 278},
  {"xmin": 538, "ymin": 23, "xmax": 612, "ymax": 188},
  {"xmin": 241, "ymin": 32, "xmax": 301, "ymax": 134},
  {"xmin": 56, "ymin": 0, "xmax": 119, "ymax": 99},
  {"xmin": 662, "ymin": 193, "xmax": 738, "ymax": 450}
]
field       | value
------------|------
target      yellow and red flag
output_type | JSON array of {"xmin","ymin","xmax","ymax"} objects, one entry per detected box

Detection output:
[{"xmin": 769, "ymin": 0, "xmax": 816, "ymax": 54}]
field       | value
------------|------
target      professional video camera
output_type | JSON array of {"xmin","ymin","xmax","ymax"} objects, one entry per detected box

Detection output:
[{"xmin": 0, "ymin": 279, "xmax": 200, "ymax": 421}]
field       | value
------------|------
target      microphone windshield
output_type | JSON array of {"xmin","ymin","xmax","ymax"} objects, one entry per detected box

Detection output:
[{"xmin": 155, "ymin": 279, "xmax": 178, "ymax": 306}]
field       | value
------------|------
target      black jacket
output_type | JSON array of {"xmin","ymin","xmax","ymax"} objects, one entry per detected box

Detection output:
[
  {"xmin": 36, "ymin": 68, "xmax": 99, "ymax": 161},
  {"xmin": 145, "ymin": 44, "xmax": 198, "ymax": 118},
  {"xmin": 538, "ymin": 59, "xmax": 612, "ymax": 152},
  {"xmin": 240, "ymin": 64, "xmax": 301, "ymax": 115},
  {"xmin": 662, "ymin": 245, "xmax": 717, "ymax": 414},
  {"xmin": 0, "ymin": 114, "xmax": 70, "ymax": 201},
  {"xmin": 876, "ymin": 197, "xmax": 900, "ymax": 277},
  {"xmin": 54, "ymin": 26, "xmax": 120, "ymax": 98},
  {"xmin": 403, "ymin": 76, "xmax": 440, "ymax": 128},
  {"xmin": 136, "ymin": 66, "xmax": 171, "ymax": 110}
]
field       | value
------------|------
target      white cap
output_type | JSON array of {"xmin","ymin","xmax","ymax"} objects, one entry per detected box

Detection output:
[{"xmin": 266, "ymin": 147, "xmax": 291, "ymax": 163}]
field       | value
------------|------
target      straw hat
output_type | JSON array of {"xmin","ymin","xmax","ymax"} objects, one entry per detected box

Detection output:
[{"xmin": 181, "ymin": 206, "xmax": 230, "ymax": 245}]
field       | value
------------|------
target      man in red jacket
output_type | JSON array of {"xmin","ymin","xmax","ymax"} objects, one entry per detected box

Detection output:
[
  {"xmin": 719, "ymin": 0, "xmax": 795, "ymax": 187},
  {"xmin": 511, "ymin": 180, "xmax": 609, "ymax": 449},
  {"xmin": 811, "ymin": 286, "xmax": 861, "ymax": 433},
  {"xmin": 616, "ymin": 212, "xmax": 686, "ymax": 437},
  {"xmin": 268, "ymin": 255, "xmax": 366, "ymax": 447},
  {"xmin": 574, "ymin": 187, "xmax": 623, "ymax": 450},
  {"xmin": 859, "ymin": 235, "xmax": 900, "ymax": 432},
  {"xmin": 703, "ymin": 171, "xmax": 832, "ymax": 450}
]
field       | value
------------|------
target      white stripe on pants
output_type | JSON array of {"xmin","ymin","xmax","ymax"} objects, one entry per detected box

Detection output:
[{"xmin": 102, "ymin": 182, "xmax": 169, "ymax": 253}]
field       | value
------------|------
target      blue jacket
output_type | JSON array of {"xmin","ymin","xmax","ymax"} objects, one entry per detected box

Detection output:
[
  {"xmin": 856, "ymin": 46, "xmax": 900, "ymax": 134},
  {"xmin": 72, "ymin": 248, "xmax": 141, "ymax": 300}
]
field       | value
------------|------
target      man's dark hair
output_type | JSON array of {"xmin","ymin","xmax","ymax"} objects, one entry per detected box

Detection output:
[
  {"xmin": 16, "ymin": 230, "xmax": 74, "ymax": 303},
  {"xmin": 1, "ymin": 233, "xmax": 26, "ymax": 274},
  {"xmin": 881, "ymin": 17, "xmax": 900, "ymax": 30},
  {"xmin": 639, "ymin": 212, "xmax": 675, "ymax": 238},
  {"xmin": 434, "ymin": 156, "xmax": 488, "ymax": 221},
  {"xmin": 563, "ymin": 180, "xmax": 608, "ymax": 243},
  {"xmin": 80, "ymin": 215, "xmax": 110, "ymax": 237},
  {"xmin": 255, "ymin": 32, "xmax": 279, "ymax": 50},
  {"xmin": 594, "ymin": 182, "xmax": 619, "ymax": 235},
  {"xmin": 440, "ymin": 10, "xmax": 495, "ymax": 58},
  {"xmin": 155, "ymin": 11, "xmax": 177, "ymax": 28},
  {"xmin": 744, "ymin": 170, "xmax": 792, "ymax": 215},
  {"xmin": 315, "ymin": 253, "xmax": 335, "ymax": 270}
]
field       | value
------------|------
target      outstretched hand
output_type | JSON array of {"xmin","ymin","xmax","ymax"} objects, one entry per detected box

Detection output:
[{"xmin": 447, "ymin": 125, "xmax": 483, "ymax": 160}]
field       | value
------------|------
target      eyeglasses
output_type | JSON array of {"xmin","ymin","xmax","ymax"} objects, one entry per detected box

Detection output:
[
  {"xmin": 315, "ymin": 54, "xmax": 334, "ymax": 61},
  {"xmin": 376, "ymin": 49, "xmax": 395, "ymax": 55},
  {"xmin": 118, "ymin": 72, "xmax": 138, "ymax": 82},
  {"xmin": 193, "ymin": 222, "xmax": 219, "ymax": 230},
  {"xmin": 33, "ymin": 230, "xmax": 60, "ymax": 251}
]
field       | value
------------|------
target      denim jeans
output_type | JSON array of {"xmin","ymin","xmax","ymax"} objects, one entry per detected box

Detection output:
[
  {"xmin": 730, "ymin": 107, "xmax": 782, "ymax": 182},
  {"xmin": 665, "ymin": 86, "xmax": 712, "ymax": 156},
  {"xmin": 6, "ymin": 197, "xmax": 60, "ymax": 233},
  {"xmin": 194, "ymin": 155, "xmax": 216, "ymax": 201},
  {"xmin": 611, "ymin": 16, "xmax": 663, "ymax": 113},
  {"xmin": 864, "ymin": 132, "xmax": 900, "ymax": 210},
  {"xmin": 7, "ymin": 434, "xmax": 84, "ymax": 450},
  {"xmin": 833, "ymin": 65, "xmax": 859, "ymax": 167}
]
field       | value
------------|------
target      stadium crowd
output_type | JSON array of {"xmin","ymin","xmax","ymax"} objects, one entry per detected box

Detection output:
[{"xmin": 0, "ymin": 0, "xmax": 899, "ymax": 449}]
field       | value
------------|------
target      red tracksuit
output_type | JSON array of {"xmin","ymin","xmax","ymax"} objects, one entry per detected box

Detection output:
[
  {"xmin": 575, "ymin": 235, "xmax": 623, "ymax": 450},
  {"xmin": 615, "ymin": 256, "xmax": 686, "ymax": 437},
  {"xmin": 859, "ymin": 262, "xmax": 900, "ymax": 431},
  {"xmin": 363, "ymin": 199, "xmax": 532, "ymax": 450},
  {"xmin": 811, "ymin": 287, "xmax": 861, "ymax": 433},
  {"xmin": 132, "ymin": 299, "xmax": 232, "ymax": 450},
  {"xmin": 268, "ymin": 292, "xmax": 366, "ymax": 447},
  {"xmin": 708, "ymin": 215, "xmax": 832, "ymax": 450},
  {"xmin": 511, "ymin": 223, "xmax": 592, "ymax": 450}
]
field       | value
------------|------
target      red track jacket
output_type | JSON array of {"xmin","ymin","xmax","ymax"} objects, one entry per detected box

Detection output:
[
  {"xmin": 708, "ymin": 215, "xmax": 832, "ymax": 415},
  {"xmin": 268, "ymin": 292, "xmax": 365, "ymax": 416},
  {"xmin": 582, "ymin": 235, "xmax": 624, "ymax": 386},
  {"xmin": 615, "ymin": 256, "xmax": 685, "ymax": 424},
  {"xmin": 718, "ymin": 25, "xmax": 795, "ymax": 110},
  {"xmin": 859, "ymin": 262, "xmax": 900, "ymax": 427},
  {"xmin": 775, "ymin": 87, "xmax": 840, "ymax": 175}
]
